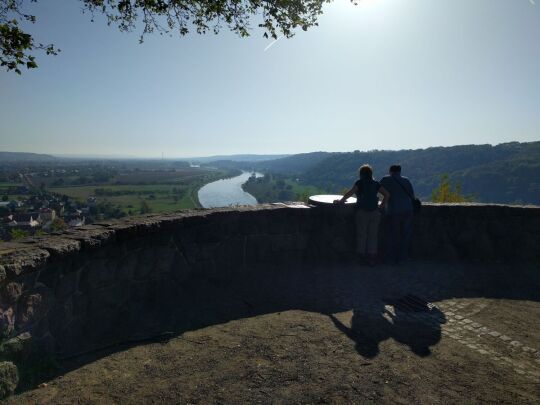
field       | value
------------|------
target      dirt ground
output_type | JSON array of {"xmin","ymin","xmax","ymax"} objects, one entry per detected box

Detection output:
[{"xmin": 7, "ymin": 262, "xmax": 540, "ymax": 404}]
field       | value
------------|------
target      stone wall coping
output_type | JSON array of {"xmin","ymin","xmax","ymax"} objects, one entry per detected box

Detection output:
[{"xmin": 0, "ymin": 202, "xmax": 538, "ymax": 277}]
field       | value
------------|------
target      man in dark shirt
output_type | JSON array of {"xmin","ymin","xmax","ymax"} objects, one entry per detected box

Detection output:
[{"xmin": 380, "ymin": 165, "xmax": 416, "ymax": 264}]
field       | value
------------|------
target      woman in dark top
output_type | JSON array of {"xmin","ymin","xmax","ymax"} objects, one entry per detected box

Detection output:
[{"xmin": 335, "ymin": 164, "xmax": 390, "ymax": 265}]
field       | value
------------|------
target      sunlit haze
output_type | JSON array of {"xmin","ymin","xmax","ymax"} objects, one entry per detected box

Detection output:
[{"xmin": 1, "ymin": 0, "xmax": 539, "ymax": 157}]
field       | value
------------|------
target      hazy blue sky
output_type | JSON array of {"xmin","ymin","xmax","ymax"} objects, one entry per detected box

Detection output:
[{"xmin": 1, "ymin": 0, "xmax": 539, "ymax": 157}]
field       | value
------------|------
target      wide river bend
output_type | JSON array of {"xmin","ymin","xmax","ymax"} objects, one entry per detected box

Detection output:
[{"xmin": 198, "ymin": 171, "xmax": 262, "ymax": 208}]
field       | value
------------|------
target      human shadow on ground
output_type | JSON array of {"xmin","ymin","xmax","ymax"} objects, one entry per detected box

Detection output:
[{"xmin": 329, "ymin": 299, "xmax": 446, "ymax": 358}]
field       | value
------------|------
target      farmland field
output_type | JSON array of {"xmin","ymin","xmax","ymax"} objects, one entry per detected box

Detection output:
[
  {"xmin": 111, "ymin": 169, "xmax": 205, "ymax": 184},
  {"xmin": 0, "ymin": 180, "xmax": 27, "ymax": 202},
  {"xmin": 0, "ymin": 182, "xmax": 24, "ymax": 194},
  {"xmin": 0, "ymin": 182, "xmax": 22, "ymax": 187},
  {"xmin": 49, "ymin": 168, "xmax": 238, "ymax": 214}
]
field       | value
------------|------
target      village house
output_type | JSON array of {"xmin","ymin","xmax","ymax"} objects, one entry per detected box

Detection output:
[
  {"xmin": 8, "ymin": 213, "xmax": 41, "ymax": 229},
  {"xmin": 38, "ymin": 208, "xmax": 56, "ymax": 225},
  {"xmin": 49, "ymin": 201, "xmax": 65, "ymax": 216},
  {"xmin": 1, "ymin": 214, "xmax": 13, "ymax": 222},
  {"xmin": 64, "ymin": 213, "xmax": 85, "ymax": 227},
  {"xmin": 2, "ymin": 200, "xmax": 23, "ymax": 210}
]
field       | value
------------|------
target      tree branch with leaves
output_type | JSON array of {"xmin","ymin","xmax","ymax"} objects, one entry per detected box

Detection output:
[
  {"xmin": 1, "ymin": 0, "xmax": 59, "ymax": 74},
  {"xmin": 1, "ymin": 0, "xmax": 332, "ymax": 74}
]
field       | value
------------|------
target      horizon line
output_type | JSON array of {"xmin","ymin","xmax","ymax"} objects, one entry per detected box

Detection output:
[{"xmin": 0, "ymin": 140, "xmax": 536, "ymax": 160}]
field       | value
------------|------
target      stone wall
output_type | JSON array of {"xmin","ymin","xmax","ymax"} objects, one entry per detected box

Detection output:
[{"xmin": 0, "ymin": 203, "xmax": 539, "ymax": 395}]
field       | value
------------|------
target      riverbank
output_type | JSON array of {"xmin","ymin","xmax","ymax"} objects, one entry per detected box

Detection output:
[
  {"xmin": 198, "ymin": 171, "xmax": 262, "ymax": 208},
  {"xmin": 242, "ymin": 173, "xmax": 323, "ymax": 204}
]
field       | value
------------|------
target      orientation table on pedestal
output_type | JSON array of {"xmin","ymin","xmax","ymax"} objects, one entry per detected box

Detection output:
[{"xmin": 308, "ymin": 195, "xmax": 357, "ymax": 206}]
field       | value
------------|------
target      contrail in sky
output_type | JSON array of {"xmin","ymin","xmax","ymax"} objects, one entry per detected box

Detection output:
[
  {"xmin": 264, "ymin": 36, "xmax": 283, "ymax": 52},
  {"xmin": 530, "ymin": 0, "xmax": 535, "ymax": 5}
]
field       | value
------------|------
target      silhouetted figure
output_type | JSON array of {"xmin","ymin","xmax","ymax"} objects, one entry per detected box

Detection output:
[
  {"xmin": 380, "ymin": 165, "xmax": 416, "ymax": 264},
  {"xmin": 335, "ymin": 164, "xmax": 389, "ymax": 266}
]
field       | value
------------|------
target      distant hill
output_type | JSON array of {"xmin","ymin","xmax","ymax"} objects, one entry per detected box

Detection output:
[
  {"xmin": 184, "ymin": 154, "xmax": 290, "ymax": 163},
  {"xmin": 298, "ymin": 142, "xmax": 540, "ymax": 204},
  {"xmin": 210, "ymin": 142, "xmax": 540, "ymax": 205},
  {"xmin": 0, "ymin": 151, "xmax": 57, "ymax": 162},
  {"xmin": 202, "ymin": 152, "xmax": 331, "ymax": 172},
  {"xmin": 251, "ymin": 152, "xmax": 331, "ymax": 174}
]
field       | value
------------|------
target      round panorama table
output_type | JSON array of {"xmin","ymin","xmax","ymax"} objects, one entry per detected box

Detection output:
[{"xmin": 308, "ymin": 194, "xmax": 357, "ymax": 206}]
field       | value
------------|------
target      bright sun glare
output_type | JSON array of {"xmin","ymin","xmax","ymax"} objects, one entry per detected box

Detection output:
[
  {"xmin": 335, "ymin": 0, "xmax": 380, "ymax": 9},
  {"xmin": 328, "ymin": 0, "xmax": 392, "ymax": 27}
]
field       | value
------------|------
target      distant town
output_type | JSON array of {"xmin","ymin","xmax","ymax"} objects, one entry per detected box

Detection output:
[
  {"xmin": 1, "ymin": 186, "xmax": 88, "ymax": 240},
  {"xmin": 0, "ymin": 156, "xmax": 238, "ymax": 242}
]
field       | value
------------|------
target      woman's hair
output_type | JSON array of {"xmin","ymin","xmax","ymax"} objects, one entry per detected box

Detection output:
[{"xmin": 358, "ymin": 164, "xmax": 373, "ymax": 180}]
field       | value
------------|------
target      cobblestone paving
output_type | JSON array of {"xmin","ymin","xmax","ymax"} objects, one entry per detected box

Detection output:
[
  {"xmin": 323, "ymin": 262, "xmax": 540, "ymax": 385},
  {"xmin": 437, "ymin": 300, "xmax": 540, "ymax": 383}
]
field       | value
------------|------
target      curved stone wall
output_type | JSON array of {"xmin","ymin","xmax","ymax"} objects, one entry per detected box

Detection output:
[{"xmin": 0, "ymin": 203, "xmax": 539, "ymax": 394}]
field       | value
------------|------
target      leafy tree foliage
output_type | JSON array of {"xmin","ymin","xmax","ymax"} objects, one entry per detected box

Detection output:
[
  {"xmin": 139, "ymin": 199, "xmax": 152, "ymax": 214},
  {"xmin": 243, "ymin": 173, "xmax": 320, "ymax": 203},
  {"xmin": 89, "ymin": 201, "xmax": 126, "ymax": 219},
  {"xmin": 430, "ymin": 174, "xmax": 473, "ymax": 203},
  {"xmin": 0, "ymin": 0, "xmax": 58, "ymax": 74},
  {"xmin": 1, "ymin": 0, "xmax": 330, "ymax": 74},
  {"xmin": 255, "ymin": 151, "xmax": 330, "ymax": 175}
]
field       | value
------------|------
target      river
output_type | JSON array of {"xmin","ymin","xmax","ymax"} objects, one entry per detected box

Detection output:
[{"xmin": 198, "ymin": 171, "xmax": 263, "ymax": 208}]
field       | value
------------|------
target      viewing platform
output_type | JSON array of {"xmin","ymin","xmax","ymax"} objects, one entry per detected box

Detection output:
[{"xmin": 0, "ymin": 203, "xmax": 539, "ymax": 403}]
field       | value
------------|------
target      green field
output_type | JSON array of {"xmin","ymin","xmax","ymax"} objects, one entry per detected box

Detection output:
[
  {"xmin": 48, "ymin": 169, "xmax": 236, "ymax": 215},
  {"xmin": 49, "ymin": 183, "xmax": 201, "ymax": 214},
  {"xmin": 0, "ymin": 182, "xmax": 22, "ymax": 187},
  {"xmin": 0, "ymin": 182, "xmax": 23, "ymax": 194},
  {"xmin": 49, "ymin": 184, "xmax": 175, "ymax": 198}
]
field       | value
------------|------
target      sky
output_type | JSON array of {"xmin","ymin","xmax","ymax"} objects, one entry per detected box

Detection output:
[{"xmin": 1, "ymin": 0, "xmax": 539, "ymax": 158}]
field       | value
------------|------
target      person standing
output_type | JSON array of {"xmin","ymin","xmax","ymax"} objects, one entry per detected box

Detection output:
[
  {"xmin": 335, "ymin": 164, "xmax": 390, "ymax": 266},
  {"xmin": 379, "ymin": 165, "xmax": 416, "ymax": 264}
]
